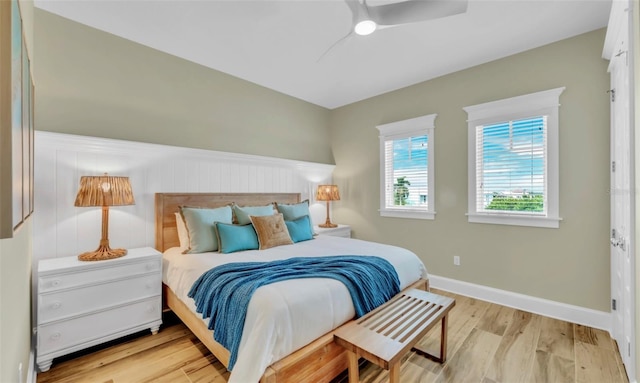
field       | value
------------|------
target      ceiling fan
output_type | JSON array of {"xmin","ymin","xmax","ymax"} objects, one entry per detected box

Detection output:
[{"xmin": 319, "ymin": 0, "xmax": 469, "ymax": 60}]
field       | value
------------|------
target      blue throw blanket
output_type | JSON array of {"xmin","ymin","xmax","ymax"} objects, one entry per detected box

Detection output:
[{"xmin": 188, "ymin": 255, "xmax": 400, "ymax": 370}]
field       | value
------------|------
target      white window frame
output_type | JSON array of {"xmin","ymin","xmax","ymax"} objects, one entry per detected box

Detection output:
[
  {"xmin": 463, "ymin": 87, "xmax": 565, "ymax": 228},
  {"xmin": 376, "ymin": 114, "xmax": 436, "ymax": 220}
]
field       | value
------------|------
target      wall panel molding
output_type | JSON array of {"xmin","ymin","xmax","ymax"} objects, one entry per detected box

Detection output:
[{"xmin": 33, "ymin": 131, "xmax": 335, "ymax": 262}]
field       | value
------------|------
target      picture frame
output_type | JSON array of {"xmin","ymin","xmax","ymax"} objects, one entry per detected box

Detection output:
[{"xmin": 0, "ymin": 0, "xmax": 34, "ymax": 239}]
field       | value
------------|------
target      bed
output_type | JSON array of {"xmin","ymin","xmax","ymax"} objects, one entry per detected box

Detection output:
[{"xmin": 155, "ymin": 192, "xmax": 429, "ymax": 383}]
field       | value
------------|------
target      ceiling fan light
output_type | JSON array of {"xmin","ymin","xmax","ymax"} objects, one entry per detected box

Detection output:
[{"xmin": 354, "ymin": 20, "xmax": 377, "ymax": 36}]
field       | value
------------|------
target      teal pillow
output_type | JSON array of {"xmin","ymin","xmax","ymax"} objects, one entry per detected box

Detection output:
[
  {"xmin": 215, "ymin": 222, "xmax": 259, "ymax": 254},
  {"xmin": 277, "ymin": 200, "xmax": 313, "ymax": 233},
  {"xmin": 233, "ymin": 204, "xmax": 274, "ymax": 225},
  {"xmin": 285, "ymin": 215, "xmax": 314, "ymax": 243},
  {"xmin": 180, "ymin": 206, "xmax": 232, "ymax": 253}
]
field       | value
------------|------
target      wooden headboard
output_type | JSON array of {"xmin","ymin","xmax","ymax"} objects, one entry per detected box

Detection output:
[{"xmin": 154, "ymin": 192, "xmax": 301, "ymax": 252}]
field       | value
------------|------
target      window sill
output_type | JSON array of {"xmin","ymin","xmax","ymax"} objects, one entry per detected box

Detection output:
[
  {"xmin": 380, "ymin": 209, "xmax": 435, "ymax": 220},
  {"xmin": 467, "ymin": 213, "xmax": 561, "ymax": 228}
]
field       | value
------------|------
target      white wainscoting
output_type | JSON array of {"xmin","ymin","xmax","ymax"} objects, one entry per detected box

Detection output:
[{"xmin": 33, "ymin": 131, "xmax": 335, "ymax": 262}]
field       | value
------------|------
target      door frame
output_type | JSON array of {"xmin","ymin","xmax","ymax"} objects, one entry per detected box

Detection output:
[{"xmin": 604, "ymin": 0, "xmax": 637, "ymax": 380}]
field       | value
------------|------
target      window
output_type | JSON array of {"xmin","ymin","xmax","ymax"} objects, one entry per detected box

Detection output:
[
  {"xmin": 377, "ymin": 114, "xmax": 436, "ymax": 220},
  {"xmin": 463, "ymin": 87, "xmax": 564, "ymax": 228}
]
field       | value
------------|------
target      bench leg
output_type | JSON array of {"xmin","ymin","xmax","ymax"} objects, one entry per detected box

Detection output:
[
  {"xmin": 347, "ymin": 350, "xmax": 359, "ymax": 383},
  {"xmin": 411, "ymin": 314, "xmax": 449, "ymax": 363},
  {"xmin": 389, "ymin": 362, "xmax": 400, "ymax": 383},
  {"xmin": 440, "ymin": 314, "xmax": 448, "ymax": 362}
]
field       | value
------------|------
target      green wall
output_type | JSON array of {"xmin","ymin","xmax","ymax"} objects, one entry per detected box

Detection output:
[
  {"xmin": 33, "ymin": 9, "xmax": 333, "ymax": 165},
  {"xmin": 0, "ymin": 222, "xmax": 32, "ymax": 383},
  {"xmin": 330, "ymin": 29, "xmax": 611, "ymax": 311}
]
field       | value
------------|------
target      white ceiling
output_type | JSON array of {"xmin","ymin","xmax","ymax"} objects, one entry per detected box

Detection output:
[{"xmin": 34, "ymin": 0, "xmax": 612, "ymax": 109}]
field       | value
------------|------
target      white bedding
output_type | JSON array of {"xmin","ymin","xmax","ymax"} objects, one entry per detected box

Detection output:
[{"xmin": 162, "ymin": 235, "xmax": 428, "ymax": 383}]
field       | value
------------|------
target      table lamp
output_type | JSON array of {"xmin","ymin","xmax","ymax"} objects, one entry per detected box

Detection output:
[
  {"xmin": 74, "ymin": 173, "xmax": 135, "ymax": 261},
  {"xmin": 316, "ymin": 184, "xmax": 340, "ymax": 228}
]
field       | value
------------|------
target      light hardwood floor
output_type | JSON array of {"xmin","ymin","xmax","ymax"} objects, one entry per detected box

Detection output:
[{"xmin": 36, "ymin": 289, "xmax": 629, "ymax": 383}]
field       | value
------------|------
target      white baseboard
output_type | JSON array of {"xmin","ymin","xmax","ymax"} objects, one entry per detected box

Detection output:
[
  {"xmin": 26, "ymin": 348, "xmax": 35, "ymax": 383},
  {"xmin": 429, "ymin": 274, "xmax": 611, "ymax": 332}
]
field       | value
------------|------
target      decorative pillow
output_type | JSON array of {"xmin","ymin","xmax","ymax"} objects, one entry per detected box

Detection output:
[
  {"xmin": 233, "ymin": 204, "xmax": 275, "ymax": 225},
  {"xmin": 180, "ymin": 206, "xmax": 233, "ymax": 253},
  {"xmin": 250, "ymin": 213, "xmax": 293, "ymax": 250},
  {"xmin": 285, "ymin": 215, "xmax": 314, "ymax": 243},
  {"xmin": 175, "ymin": 212, "xmax": 190, "ymax": 249},
  {"xmin": 215, "ymin": 222, "xmax": 259, "ymax": 254},
  {"xmin": 276, "ymin": 200, "xmax": 314, "ymax": 233}
]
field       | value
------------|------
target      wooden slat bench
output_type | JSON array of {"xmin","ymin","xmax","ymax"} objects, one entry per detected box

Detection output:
[{"xmin": 334, "ymin": 289, "xmax": 455, "ymax": 383}]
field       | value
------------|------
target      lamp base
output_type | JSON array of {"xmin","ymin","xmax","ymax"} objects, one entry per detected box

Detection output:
[
  {"xmin": 318, "ymin": 223, "xmax": 338, "ymax": 228},
  {"xmin": 78, "ymin": 246, "xmax": 127, "ymax": 261}
]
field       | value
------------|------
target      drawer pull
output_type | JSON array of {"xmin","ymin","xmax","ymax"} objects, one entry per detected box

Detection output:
[
  {"xmin": 51, "ymin": 280, "xmax": 60, "ymax": 288},
  {"xmin": 147, "ymin": 305, "xmax": 156, "ymax": 313},
  {"xmin": 145, "ymin": 263, "xmax": 154, "ymax": 271},
  {"xmin": 50, "ymin": 332, "xmax": 61, "ymax": 341},
  {"xmin": 51, "ymin": 302, "xmax": 62, "ymax": 310}
]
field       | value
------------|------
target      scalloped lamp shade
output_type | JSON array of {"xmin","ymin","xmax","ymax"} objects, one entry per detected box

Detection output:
[
  {"xmin": 74, "ymin": 174, "xmax": 135, "ymax": 261},
  {"xmin": 316, "ymin": 185, "xmax": 340, "ymax": 228}
]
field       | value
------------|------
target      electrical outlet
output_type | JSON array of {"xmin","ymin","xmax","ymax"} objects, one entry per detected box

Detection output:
[{"xmin": 453, "ymin": 256, "xmax": 460, "ymax": 266}]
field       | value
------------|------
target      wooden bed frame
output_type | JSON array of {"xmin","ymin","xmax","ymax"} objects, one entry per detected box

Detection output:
[{"xmin": 155, "ymin": 192, "xmax": 428, "ymax": 383}]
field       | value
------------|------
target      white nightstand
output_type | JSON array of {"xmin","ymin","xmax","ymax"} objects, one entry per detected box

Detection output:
[
  {"xmin": 314, "ymin": 224, "xmax": 351, "ymax": 238},
  {"xmin": 36, "ymin": 247, "xmax": 163, "ymax": 372}
]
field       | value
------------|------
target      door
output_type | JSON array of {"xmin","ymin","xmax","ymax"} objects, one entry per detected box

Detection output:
[{"xmin": 610, "ymin": 7, "xmax": 635, "ymax": 378}]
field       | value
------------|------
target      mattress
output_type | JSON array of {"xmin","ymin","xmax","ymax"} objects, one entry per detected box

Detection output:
[{"xmin": 162, "ymin": 235, "xmax": 428, "ymax": 383}]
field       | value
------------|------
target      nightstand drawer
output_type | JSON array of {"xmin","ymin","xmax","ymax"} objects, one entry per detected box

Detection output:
[
  {"xmin": 38, "ymin": 274, "xmax": 161, "ymax": 323},
  {"xmin": 314, "ymin": 224, "xmax": 351, "ymax": 238},
  {"xmin": 38, "ymin": 296, "xmax": 161, "ymax": 356},
  {"xmin": 39, "ymin": 258, "xmax": 161, "ymax": 293},
  {"xmin": 36, "ymin": 248, "xmax": 163, "ymax": 372}
]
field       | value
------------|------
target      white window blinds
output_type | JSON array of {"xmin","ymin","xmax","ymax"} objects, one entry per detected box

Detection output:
[
  {"xmin": 475, "ymin": 116, "xmax": 547, "ymax": 215},
  {"xmin": 384, "ymin": 135, "xmax": 429, "ymax": 210},
  {"xmin": 464, "ymin": 87, "xmax": 563, "ymax": 228},
  {"xmin": 377, "ymin": 113, "xmax": 436, "ymax": 220}
]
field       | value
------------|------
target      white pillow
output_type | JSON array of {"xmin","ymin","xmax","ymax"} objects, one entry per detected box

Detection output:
[{"xmin": 175, "ymin": 212, "xmax": 189, "ymax": 249}]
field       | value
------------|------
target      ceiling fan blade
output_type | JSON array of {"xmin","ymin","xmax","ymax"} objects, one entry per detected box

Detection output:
[
  {"xmin": 317, "ymin": 30, "xmax": 354, "ymax": 62},
  {"xmin": 369, "ymin": 0, "xmax": 468, "ymax": 26},
  {"xmin": 344, "ymin": 0, "xmax": 363, "ymax": 22}
]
